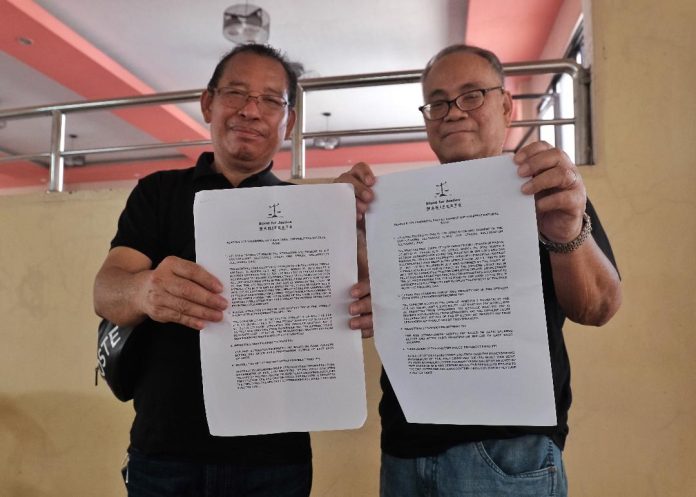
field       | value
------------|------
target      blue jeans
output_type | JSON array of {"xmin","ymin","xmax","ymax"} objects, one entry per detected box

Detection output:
[
  {"xmin": 122, "ymin": 450, "xmax": 312, "ymax": 497},
  {"xmin": 380, "ymin": 435, "xmax": 567, "ymax": 497}
]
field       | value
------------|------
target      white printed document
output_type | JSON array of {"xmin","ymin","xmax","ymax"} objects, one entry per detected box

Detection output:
[
  {"xmin": 194, "ymin": 183, "xmax": 366, "ymax": 436},
  {"xmin": 366, "ymin": 155, "xmax": 556, "ymax": 425}
]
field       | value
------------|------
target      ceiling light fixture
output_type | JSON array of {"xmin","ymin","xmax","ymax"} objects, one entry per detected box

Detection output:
[
  {"xmin": 223, "ymin": 3, "xmax": 270, "ymax": 45},
  {"xmin": 313, "ymin": 112, "xmax": 341, "ymax": 150}
]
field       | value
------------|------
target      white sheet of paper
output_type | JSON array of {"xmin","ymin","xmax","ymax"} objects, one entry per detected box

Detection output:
[
  {"xmin": 366, "ymin": 155, "xmax": 556, "ymax": 426},
  {"xmin": 194, "ymin": 183, "xmax": 366, "ymax": 436}
]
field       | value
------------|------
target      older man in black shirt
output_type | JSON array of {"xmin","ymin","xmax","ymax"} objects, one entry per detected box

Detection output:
[
  {"xmin": 339, "ymin": 44, "xmax": 622, "ymax": 497},
  {"xmin": 93, "ymin": 44, "xmax": 311, "ymax": 497}
]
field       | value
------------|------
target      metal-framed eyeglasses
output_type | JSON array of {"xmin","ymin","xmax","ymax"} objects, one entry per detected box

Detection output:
[
  {"xmin": 418, "ymin": 86, "xmax": 504, "ymax": 121},
  {"xmin": 210, "ymin": 87, "xmax": 288, "ymax": 114}
]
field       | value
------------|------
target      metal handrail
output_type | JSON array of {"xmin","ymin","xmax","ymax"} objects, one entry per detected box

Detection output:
[
  {"xmin": 0, "ymin": 90, "xmax": 206, "ymax": 192},
  {"xmin": 0, "ymin": 59, "xmax": 591, "ymax": 192},
  {"xmin": 0, "ymin": 89, "xmax": 203, "ymax": 120},
  {"xmin": 291, "ymin": 59, "xmax": 590, "ymax": 178}
]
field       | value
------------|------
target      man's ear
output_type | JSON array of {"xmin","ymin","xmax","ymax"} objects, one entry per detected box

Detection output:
[
  {"xmin": 284, "ymin": 108, "xmax": 297, "ymax": 140},
  {"xmin": 502, "ymin": 89, "xmax": 513, "ymax": 126},
  {"xmin": 200, "ymin": 89, "xmax": 213, "ymax": 124}
]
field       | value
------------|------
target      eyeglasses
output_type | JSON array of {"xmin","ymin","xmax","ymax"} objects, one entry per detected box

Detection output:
[
  {"xmin": 418, "ymin": 86, "xmax": 504, "ymax": 121},
  {"xmin": 210, "ymin": 87, "xmax": 288, "ymax": 114}
]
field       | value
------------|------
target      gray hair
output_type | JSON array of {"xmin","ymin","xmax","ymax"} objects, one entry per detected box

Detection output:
[{"xmin": 421, "ymin": 44, "xmax": 505, "ymax": 84}]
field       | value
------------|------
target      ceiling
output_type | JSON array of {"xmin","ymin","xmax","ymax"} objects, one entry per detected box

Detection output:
[{"xmin": 0, "ymin": 0, "xmax": 567, "ymax": 191}]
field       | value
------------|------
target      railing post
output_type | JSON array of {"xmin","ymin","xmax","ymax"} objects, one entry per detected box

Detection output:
[
  {"xmin": 573, "ymin": 66, "xmax": 592, "ymax": 165},
  {"xmin": 552, "ymin": 93, "xmax": 562, "ymax": 148},
  {"xmin": 291, "ymin": 84, "xmax": 306, "ymax": 180},
  {"xmin": 48, "ymin": 110, "xmax": 66, "ymax": 192}
]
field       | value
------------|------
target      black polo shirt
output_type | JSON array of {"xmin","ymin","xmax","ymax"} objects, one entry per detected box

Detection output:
[
  {"xmin": 111, "ymin": 152, "xmax": 311, "ymax": 463},
  {"xmin": 379, "ymin": 199, "xmax": 618, "ymax": 457}
]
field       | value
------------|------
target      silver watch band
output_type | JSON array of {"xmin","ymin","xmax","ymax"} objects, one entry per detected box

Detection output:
[{"xmin": 539, "ymin": 212, "xmax": 592, "ymax": 253}]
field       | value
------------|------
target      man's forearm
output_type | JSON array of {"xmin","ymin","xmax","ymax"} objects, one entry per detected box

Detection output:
[
  {"xmin": 93, "ymin": 265, "xmax": 150, "ymax": 327},
  {"xmin": 549, "ymin": 236, "xmax": 622, "ymax": 326}
]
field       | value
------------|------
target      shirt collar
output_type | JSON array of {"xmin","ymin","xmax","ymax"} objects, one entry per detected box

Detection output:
[{"xmin": 193, "ymin": 152, "xmax": 279, "ymax": 187}]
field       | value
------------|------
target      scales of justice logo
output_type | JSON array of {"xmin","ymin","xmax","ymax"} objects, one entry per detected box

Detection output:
[
  {"xmin": 258, "ymin": 202, "xmax": 294, "ymax": 231},
  {"xmin": 425, "ymin": 180, "xmax": 462, "ymax": 211},
  {"xmin": 435, "ymin": 181, "xmax": 449, "ymax": 197},
  {"xmin": 267, "ymin": 202, "xmax": 282, "ymax": 218}
]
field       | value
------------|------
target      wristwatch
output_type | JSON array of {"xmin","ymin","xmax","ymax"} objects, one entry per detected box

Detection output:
[{"xmin": 539, "ymin": 213, "xmax": 592, "ymax": 253}]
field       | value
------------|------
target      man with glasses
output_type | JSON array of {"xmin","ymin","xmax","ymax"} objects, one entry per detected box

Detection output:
[
  {"xmin": 339, "ymin": 44, "xmax": 622, "ymax": 496},
  {"xmin": 93, "ymin": 44, "xmax": 311, "ymax": 497}
]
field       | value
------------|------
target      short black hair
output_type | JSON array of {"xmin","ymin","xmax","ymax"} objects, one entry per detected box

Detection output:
[
  {"xmin": 207, "ymin": 44, "xmax": 302, "ymax": 108},
  {"xmin": 422, "ymin": 44, "xmax": 505, "ymax": 85}
]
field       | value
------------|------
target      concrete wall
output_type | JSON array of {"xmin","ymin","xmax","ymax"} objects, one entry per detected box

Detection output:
[
  {"xmin": 1, "ymin": 0, "xmax": 695, "ymax": 495},
  {"xmin": 563, "ymin": 0, "xmax": 696, "ymax": 494},
  {"xmin": 0, "ymin": 189, "xmax": 135, "ymax": 496}
]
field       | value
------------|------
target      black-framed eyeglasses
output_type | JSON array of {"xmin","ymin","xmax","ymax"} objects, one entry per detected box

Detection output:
[
  {"xmin": 210, "ymin": 87, "xmax": 288, "ymax": 114},
  {"xmin": 418, "ymin": 86, "xmax": 504, "ymax": 121}
]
